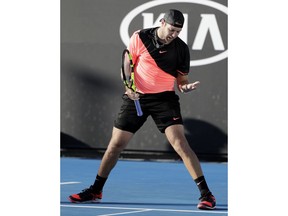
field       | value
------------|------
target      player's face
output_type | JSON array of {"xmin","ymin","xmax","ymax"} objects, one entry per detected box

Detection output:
[{"xmin": 162, "ymin": 23, "xmax": 182, "ymax": 44}]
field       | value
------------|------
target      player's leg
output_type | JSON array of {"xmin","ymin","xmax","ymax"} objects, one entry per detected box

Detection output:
[
  {"xmin": 68, "ymin": 127, "xmax": 133, "ymax": 203},
  {"xmin": 165, "ymin": 124, "xmax": 203, "ymax": 179},
  {"xmin": 97, "ymin": 127, "xmax": 133, "ymax": 177},
  {"xmin": 68, "ymin": 92, "xmax": 147, "ymax": 203},
  {"xmin": 165, "ymin": 124, "xmax": 216, "ymax": 210}
]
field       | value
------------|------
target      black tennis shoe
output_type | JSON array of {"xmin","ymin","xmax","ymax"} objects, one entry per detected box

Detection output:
[
  {"xmin": 68, "ymin": 185, "xmax": 102, "ymax": 203},
  {"xmin": 197, "ymin": 192, "xmax": 216, "ymax": 210}
]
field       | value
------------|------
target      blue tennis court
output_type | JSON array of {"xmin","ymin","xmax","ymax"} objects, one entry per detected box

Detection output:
[{"xmin": 61, "ymin": 157, "xmax": 227, "ymax": 215}]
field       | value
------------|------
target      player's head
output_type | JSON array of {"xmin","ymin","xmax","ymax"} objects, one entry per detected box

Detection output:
[
  {"xmin": 158, "ymin": 9, "xmax": 184, "ymax": 44},
  {"xmin": 161, "ymin": 9, "xmax": 184, "ymax": 28}
]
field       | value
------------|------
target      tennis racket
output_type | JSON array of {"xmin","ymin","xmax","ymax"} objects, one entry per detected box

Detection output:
[{"xmin": 121, "ymin": 49, "xmax": 143, "ymax": 116}]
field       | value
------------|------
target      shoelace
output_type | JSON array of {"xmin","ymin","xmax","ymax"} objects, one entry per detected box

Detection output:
[
  {"xmin": 199, "ymin": 192, "xmax": 213, "ymax": 201},
  {"xmin": 78, "ymin": 185, "xmax": 95, "ymax": 196}
]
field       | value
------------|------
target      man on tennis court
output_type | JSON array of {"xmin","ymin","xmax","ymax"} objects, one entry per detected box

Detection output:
[{"xmin": 69, "ymin": 9, "xmax": 216, "ymax": 210}]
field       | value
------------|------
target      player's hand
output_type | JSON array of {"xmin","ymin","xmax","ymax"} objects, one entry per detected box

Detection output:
[
  {"xmin": 179, "ymin": 81, "xmax": 200, "ymax": 93},
  {"xmin": 125, "ymin": 88, "xmax": 140, "ymax": 100}
]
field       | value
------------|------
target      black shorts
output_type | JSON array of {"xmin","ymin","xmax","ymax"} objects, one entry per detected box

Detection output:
[{"xmin": 114, "ymin": 91, "xmax": 183, "ymax": 133}]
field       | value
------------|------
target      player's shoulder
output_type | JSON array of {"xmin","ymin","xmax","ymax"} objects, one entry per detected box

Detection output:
[
  {"xmin": 131, "ymin": 28, "xmax": 155, "ymax": 41},
  {"xmin": 137, "ymin": 27, "xmax": 156, "ymax": 36},
  {"xmin": 173, "ymin": 37, "xmax": 189, "ymax": 53},
  {"xmin": 174, "ymin": 37, "xmax": 188, "ymax": 47},
  {"xmin": 131, "ymin": 29, "xmax": 147, "ymax": 38},
  {"xmin": 132, "ymin": 29, "xmax": 141, "ymax": 34},
  {"xmin": 130, "ymin": 30, "xmax": 142, "ymax": 41}
]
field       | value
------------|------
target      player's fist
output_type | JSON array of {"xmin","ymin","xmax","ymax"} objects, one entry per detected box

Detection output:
[{"xmin": 125, "ymin": 88, "xmax": 140, "ymax": 100}]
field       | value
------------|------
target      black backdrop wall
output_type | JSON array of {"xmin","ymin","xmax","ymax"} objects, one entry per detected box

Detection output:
[{"xmin": 61, "ymin": 0, "xmax": 228, "ymax": 162}]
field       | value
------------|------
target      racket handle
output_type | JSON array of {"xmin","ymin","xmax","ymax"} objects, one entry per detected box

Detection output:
[{"xmin": 134, "ymin": 100, "xmax": 143, "ymax": 116}]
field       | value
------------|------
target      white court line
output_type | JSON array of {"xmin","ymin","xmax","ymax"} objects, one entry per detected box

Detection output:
[
  {"xmin": 60, "ymin": 181, "xmax": 81, "ymax": 185},
  {"xmin": 61, "ymin": 204, "xmax": 227, "ymax": 214},
  {"xmin": 96, "ymin": 209, "xmax": 152, "ymax": 216}
]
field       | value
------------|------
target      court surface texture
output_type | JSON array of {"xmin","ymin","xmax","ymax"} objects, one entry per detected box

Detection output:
[{"xmin": 61, "ymin": 157, "xmax": 228, "ymax": 216}]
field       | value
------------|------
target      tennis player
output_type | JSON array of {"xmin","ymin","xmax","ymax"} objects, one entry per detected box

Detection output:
[{"xmin": 69, "ymin": 9, "xmax": 216, "ymax": 210}]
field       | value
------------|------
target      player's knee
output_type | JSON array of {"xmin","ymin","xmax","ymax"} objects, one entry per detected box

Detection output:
[
  {"xmin": 171, "ymin": 140, "xmax": 191, "ymax": 156},
  {"xmin": 108, "ymin": 141, "xmax": 127, "ymax": 153}
]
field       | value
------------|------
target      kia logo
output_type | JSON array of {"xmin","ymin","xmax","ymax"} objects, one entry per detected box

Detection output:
[{"xmin": 119, "ymin": 0, "xmax": 227, "ymax": 67}]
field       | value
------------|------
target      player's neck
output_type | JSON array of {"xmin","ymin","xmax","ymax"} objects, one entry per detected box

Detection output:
[{"xmin": 155, "ymin": 28, "xmax": 167, "ymax": 44}]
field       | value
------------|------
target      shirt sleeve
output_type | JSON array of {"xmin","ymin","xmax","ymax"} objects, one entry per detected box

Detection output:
[{"xmin": 177, "ymin": 42, "xmax": 190, "ymax": 76}]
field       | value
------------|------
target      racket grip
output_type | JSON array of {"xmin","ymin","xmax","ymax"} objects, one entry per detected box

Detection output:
[{"xmin": 134, "ymin": 99, "xmax": 143, "ymax": 116}]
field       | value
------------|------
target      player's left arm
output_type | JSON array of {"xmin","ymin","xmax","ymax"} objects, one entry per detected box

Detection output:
[
  {"xmin": 177, "ymin": 74, "xmax": 200, "ymax": 93},
  {"xmin": 176, "ymin": 42, "xmax": 200, "ymax": 93}
]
